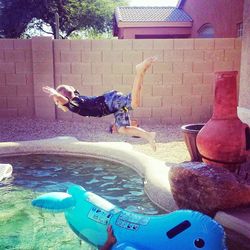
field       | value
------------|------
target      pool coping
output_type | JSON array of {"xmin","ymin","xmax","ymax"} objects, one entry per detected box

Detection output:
[
  {"xmin": 0, "ymin": 136, "xmax": 178, "ymax": 212},
  {"xmin": 0, "ymin": 136, "xmax": 249, "ymax": 242}
]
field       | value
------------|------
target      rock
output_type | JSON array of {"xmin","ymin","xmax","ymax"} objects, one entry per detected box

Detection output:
[{"xmin": 169, "ymin": 162, "xmax": 250, "ymax": 216}]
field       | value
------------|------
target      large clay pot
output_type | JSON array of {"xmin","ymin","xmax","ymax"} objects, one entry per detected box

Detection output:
[{"xmin": 196, "ymin": 71, "xmax": 249, "ymax": 171}]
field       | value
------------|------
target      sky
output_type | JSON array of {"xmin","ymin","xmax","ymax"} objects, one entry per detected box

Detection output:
[{"xmin": 129, "ymin": 0, "xmax": 179, "ymax": 7}]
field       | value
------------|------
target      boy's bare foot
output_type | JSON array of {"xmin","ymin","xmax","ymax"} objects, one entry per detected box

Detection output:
[
  {"xmin": 136, "ymin": 56, "xmax": 157, "ymax": 74},
  {"xmin": 148, "ymin": 132, "xmax": 156, "ymax": 151}
]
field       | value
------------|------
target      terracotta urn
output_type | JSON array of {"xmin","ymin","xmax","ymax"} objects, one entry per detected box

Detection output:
[{"xmin": 196, "ymin": 71, "xmax": 249, "ymax": 171}]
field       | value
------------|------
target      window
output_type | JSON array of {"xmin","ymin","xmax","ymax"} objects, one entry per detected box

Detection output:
[
  {"xmin": 198, "ymin": 23, "xmax": 215, "ymax": 38},
  {"xmin": 237, "ymin": 22, "xmax": 243, "ymax": 37}
]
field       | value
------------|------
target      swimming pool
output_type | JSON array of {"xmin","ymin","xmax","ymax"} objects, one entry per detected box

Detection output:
[{"xmin": 0, "ymin": 154, "xmax": 163, "ymax": 249}]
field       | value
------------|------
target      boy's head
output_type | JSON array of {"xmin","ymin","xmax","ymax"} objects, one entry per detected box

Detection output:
[{"xmin": 56, "ymin": 85, "xmax": 75, "ymax": 99}]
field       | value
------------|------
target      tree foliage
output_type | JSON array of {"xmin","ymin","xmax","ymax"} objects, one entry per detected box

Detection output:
[{"xmin": 0, "ymin": 0, "xmax": 127, "ymax": 38}]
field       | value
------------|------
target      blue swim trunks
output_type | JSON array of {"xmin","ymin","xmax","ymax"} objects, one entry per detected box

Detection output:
[{"xmin": 104, "ymin": 90, "xmax": 132, "ymax": 128}]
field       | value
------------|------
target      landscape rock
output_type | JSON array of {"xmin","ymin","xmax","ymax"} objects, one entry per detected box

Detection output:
[{"xmin": 169, "ymin": 162, "xmax": 250, "ymax": 216}]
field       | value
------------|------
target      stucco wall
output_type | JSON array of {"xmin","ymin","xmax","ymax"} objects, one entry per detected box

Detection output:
[
  {"xmin": 118, "ymin": 27, "xmax": 192, "ymax": 39},
  {"xmin": 182, "ymin": 0, "xmax": 244, "ymax": 38},
  {"xmin": 238, "ymin": 0, "xmax": 250, "ymax": 126},
  {"xmin": 0, "ymin": 37, "xmax": 241, "ymax": 125}
]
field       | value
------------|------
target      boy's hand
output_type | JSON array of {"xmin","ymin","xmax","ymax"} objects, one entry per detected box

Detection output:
[
  {"xmin": 106, "ymin": 225, "xmax": 116, "ymax": 245},
  {"xmin": 99, "ymin": 225, "xmax": 116, "ymax": 250},
  {"xmin": 42, "ymin": 86, "xmax": 58, "ymax": 96}
]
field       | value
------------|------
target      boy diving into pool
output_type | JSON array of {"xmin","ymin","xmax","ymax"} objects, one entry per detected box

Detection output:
[{"xmin": 42, "ymin": 57, "xmax": 157, "ymax": 151}]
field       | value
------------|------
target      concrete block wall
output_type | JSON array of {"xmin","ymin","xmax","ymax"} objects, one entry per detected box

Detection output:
[
  {"xmin": 0, "ymin": 37, "xmax": 242, "ymax": 125},
  {"xmin": 54, "ymin": 38, "xmax": 241, "ymax": 124},
  {"xmin": 32, "ymin": 37, "xmax": 55, "ymax": 119},
  {"xmin": 0, "ymin": 39, "xmax": 34, "ymax": 118}
]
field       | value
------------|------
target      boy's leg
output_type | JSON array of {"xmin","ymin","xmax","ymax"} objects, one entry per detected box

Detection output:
[
  {"xmin": 118, "ymin": 126, "xmax": 156, "ymax": 151},
  {"xmin": 131, "ymin": 56, "xmax": 157, "ymax": 109},
  {"xmin": 115, "ymin": 56, "xmax": 157, "ymax": 151},
  {"xmin": 114, "ymin": 109, "xmax": 156, "ymax": 151}
]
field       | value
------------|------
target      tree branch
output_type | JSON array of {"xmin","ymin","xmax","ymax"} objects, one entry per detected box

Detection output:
[
  {"xmin": 39, "ymin": 26, "xmax": 53, "ymax": 35},
  {"xmin": 64, "ymin": 25, "xmax": 79, "ymax": 38}
]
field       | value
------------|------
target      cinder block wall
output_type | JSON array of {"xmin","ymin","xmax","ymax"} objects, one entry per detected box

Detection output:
[
  {"xmin": 0, "ymin": 37, "xmax": 242, "ymax": 125},
  {"xmin": 53, "ymin": 38, "xmax": 242, "ymax": 124},
  {"xmin": 0, "ymin": 39, "xmax": 34, "ymax": 117}
]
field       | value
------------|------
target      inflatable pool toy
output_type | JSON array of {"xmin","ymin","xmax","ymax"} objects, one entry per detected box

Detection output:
[
  {"xmin": 32, "ymin": 185, "xmax": 227, "ymax": 249},
  {"xmin": 0, "ymin": 163, "xmax": 13, "ymax": 181},
  {"xmin": 32, "ymin": 185, "xmax": 227, "ymax": 250}
]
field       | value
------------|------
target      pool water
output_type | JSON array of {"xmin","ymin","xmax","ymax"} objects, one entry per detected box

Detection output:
[{"xmin": 0, "ymin": 154, "xmax": 163, "ymax": 250}]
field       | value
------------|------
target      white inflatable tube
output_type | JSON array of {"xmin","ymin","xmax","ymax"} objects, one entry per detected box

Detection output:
[{"xmin": 0, "ymin": 163, "xmax": 13, "ymax": 181}]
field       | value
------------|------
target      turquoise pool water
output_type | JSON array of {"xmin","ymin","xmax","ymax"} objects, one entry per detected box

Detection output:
[{"xmin": 0, "ymin": 154, "xmax": 163, "ymax": 250}]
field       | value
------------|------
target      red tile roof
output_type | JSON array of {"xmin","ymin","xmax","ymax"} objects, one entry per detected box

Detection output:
[{"xmin": 115, "ymin": 6, "xmax": 192, "ymax": 23}]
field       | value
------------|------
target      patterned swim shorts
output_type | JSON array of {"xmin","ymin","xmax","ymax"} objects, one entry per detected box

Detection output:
[{"xmin": 104, "ymin": 90, "xmax": 132, "ymax": 128}]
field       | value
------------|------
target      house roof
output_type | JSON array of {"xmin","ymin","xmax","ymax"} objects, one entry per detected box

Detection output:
[{"xmin": 115, "ymin": 6, "xmax": 192, "ymax": 23}]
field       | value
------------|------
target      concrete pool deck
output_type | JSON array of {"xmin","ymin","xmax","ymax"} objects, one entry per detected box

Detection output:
[{"xmin": 0, "ymin": 117, "xmax": 249, "ymax": 247}]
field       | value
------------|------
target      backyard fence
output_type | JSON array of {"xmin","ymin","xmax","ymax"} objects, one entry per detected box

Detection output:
[{"xmin": 0, "ymin": 37, "xmax": 241, "ymax": 125}]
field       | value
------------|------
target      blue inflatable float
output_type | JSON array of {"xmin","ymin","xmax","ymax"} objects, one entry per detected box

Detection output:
[{"xmin": 32, "ymin": 185, "xmax": 227, "ymax": 250}]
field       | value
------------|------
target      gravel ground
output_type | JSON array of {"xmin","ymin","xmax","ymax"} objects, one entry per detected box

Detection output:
[{"xmin": 0, "ymin": 117, "xmax": 190, "ymax": 163}]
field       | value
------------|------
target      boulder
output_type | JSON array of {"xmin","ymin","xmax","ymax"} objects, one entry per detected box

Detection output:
[{"xmin": 169, "ymin": 162, "xmax": 250, "ymax": 216}]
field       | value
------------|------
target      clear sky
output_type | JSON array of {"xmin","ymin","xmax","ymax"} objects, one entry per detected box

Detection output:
[{"xmin": 129, "ymin": 0, "xmax": 179, "ymax": 7}]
